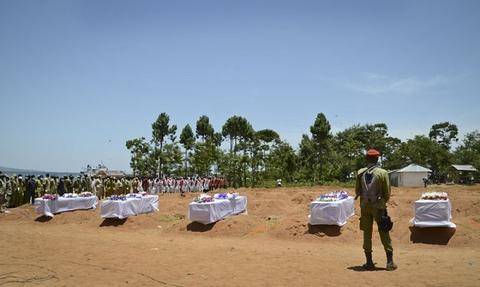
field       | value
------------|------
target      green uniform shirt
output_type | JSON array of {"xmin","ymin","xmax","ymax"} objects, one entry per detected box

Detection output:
[{"xmin": 355, "ymin": 166, "xmax": 391, "ymax": 209}]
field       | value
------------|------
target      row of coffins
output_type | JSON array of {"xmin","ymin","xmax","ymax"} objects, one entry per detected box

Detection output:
[
  {"xmin": 34, "ymin": 191, "xmax": 456, "ymax": 229},
  {"xmin": 35, "ymin": 192, "xmax": 159, "ymax": 219}
]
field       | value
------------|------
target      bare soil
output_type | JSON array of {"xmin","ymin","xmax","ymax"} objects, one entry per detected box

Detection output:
[{"xmin": 1, "ymin": 185, "xmax": 479, "ymax": 286}]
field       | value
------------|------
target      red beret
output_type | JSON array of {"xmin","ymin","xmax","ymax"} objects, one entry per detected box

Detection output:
[{"xmin": 366, "ymin": 149, "xmax": 380, "ymax": 157}]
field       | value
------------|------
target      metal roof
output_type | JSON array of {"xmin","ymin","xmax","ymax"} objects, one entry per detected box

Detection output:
[
  {"xmin": 396, "ymin": 164, "xmax": 432, "ymax": 173},
  {"xmin": 452, "ymin": 165, "xmax": 478, "ymax": 172}
]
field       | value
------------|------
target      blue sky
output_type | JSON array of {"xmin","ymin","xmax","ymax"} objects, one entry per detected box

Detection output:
[{"xmin": 0, "ymin": 0, "xmax": 479, "ymax": 172}]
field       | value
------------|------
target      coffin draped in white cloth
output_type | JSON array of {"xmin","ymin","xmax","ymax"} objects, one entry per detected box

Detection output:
[
  {"xmin": 100, "ymin": 195, "xmax": 159, "ymax": 219},
  {"xmin": 410, "ymin": 199, "xmax": 456, "ymax": 228},
  {"xmin": 188, "ymin": 196, "xmax": 247, "ymax": 224},
  {"xmin": 35, "ymin": 196, "xmax": 99, "ymax": 217},
  {"xmin": 309, "ymin": 196, "xmax": 355, "ymax": 226}
]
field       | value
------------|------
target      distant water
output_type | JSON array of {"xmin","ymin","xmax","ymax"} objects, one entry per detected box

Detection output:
[{"xmin": 0, "ymin": 166, "xmax": 79, "ymax": 177}]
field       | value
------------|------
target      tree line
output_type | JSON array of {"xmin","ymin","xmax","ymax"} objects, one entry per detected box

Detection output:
[{"xmin": 126, "ymin": 113, "xmax": 480, "ymax": 186}]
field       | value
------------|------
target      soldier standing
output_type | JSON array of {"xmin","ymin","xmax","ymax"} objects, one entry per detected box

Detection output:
[
  {"xmin": 57, "ymin": 177, "xmax": 66, "ymax": 196},
  {"xmin": 355, "ymin": 149, "xmax": 397, "ymax": 271},
  {"xmin": 65, "ymin": 176, "xmax": 73, "ymax": 194},
  {"xmin": 26, "ymin": 176, "xmax": 37, "ymax": 204},
  {"xmin": 0, "ymin": 172, "xmax": 8, "ymax": 213}
]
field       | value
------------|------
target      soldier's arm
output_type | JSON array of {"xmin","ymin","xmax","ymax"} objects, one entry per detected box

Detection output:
[
  {"xmin": 355, "ymin": 172, "xmax": 361, "ymax": 199},
  {"xmin": 382, "ymin": 171, "xmax": 391, "ymax": 202}
]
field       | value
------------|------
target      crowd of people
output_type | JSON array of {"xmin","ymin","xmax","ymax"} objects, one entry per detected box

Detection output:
[{"xmin": 0, "ymin": 171, "xmax": 227, "ymax": 211}]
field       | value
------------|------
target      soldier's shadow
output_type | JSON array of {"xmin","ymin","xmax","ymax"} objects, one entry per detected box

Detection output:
[{"xmin": 347, "ymin": 265, "xmax": 387, "ymax": 272}]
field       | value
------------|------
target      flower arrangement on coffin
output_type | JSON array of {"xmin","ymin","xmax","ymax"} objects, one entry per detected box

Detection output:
[
  {"xmin": 214, "ymin": 193, "xmax": 239, "ymax": 200},
  {"xmin": 79, "ymin": 192, "xmax": 94, "ymax": 197},
  {"xmin": 108, "ymin": 195, "xmax": 127, "ymax": 201},
  {"xmin": 316, "ymin": 190, "xmax": 349, "ymax": 202},
  {"xmin": 42, "ymin": 194, "xmax": 58, "ymax": 200},
  {"xmin": 62, "ymin": 193, "xmax": 78, "ymax": 198},
  {"xmin": 126, "ymin": 193, "xmax": 144, "ymax": 199},
  {"xmin": 421, "ymin": 192, "xmax": 448, "ymax": 200},
  {"xmin": 194, "ymin": 194, "xmax": 214, "ymax": 203}
]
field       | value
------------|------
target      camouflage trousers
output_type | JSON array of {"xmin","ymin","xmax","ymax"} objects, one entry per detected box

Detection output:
[{"xmin": 0, "ymin": 192, "xmax": 7, "ymax": 212}]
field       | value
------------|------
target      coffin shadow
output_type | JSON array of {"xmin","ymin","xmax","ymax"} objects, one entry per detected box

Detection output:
[
  {"xmin": 186, "ymin": 222, "xmax": 216, "ymax": 232},
  {"xmin": 35, "ymin": 216, "xmax": 53, "ymax": 222},
  {"xmin": 409, "ymin": 226, "xmax": 456, "ymax": 245},
  {"xmin": 100, "ymin": 218, "xmax": 128, "ymax": 227},
  {"xmin": 306, "ymin": 224, "xmax": 342, "ymax": 237}
]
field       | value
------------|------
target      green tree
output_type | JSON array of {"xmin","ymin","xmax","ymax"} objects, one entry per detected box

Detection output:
[
  {"xmin": 400, "ymin": 135, "xmax": 452, "ymax": 182},
  {"xmin": 180, "ymin": 124, "xmax": 195, "ymax": 177},
  {"xmin": 222, "ymin": 116, "xmax": 254, "ymax": 154},
  {"xmin": 196, "ymin": 115, "xmax": 214, "ymax": 141},
  {"xmin": 250, "ymin": 129, "xmax": 280, "ymax": 185},
  {"xmin": 455, "ymin": 130, "xmax": 480, "ymax": 175},
  {"xmin": 221, "ymin": 116, "xmax": 254, "ymax": 185},
  {"xmin": 151, "ymin": 113, "xmax": 177, "ymax": 177},
  {"xmin": 298, "ymin": 134, "xmax": 317, "ymax": 182},
  {"xmin": 153, "ymin": 143, "xmax": 182, "ymax": 176},
  {"xmin": 125, "ymin": 137, "xmax": 154, "ymax": 176},
  {"xmin": 429, "ymin": 122, "xmax": 459, "ymax": 150},
  {"xmin": 331, "ymin": 123, "xmax": 401, "ymax": 180},
  {"xmin": 268, "ymin": 141, "xmax": 298, "ymax": 182},
  {"xmin": 299, "ymin": 113, "xmax": 332, "ymax": 182}
]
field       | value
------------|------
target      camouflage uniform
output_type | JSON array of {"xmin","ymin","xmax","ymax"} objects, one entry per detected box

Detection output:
[
  {"xmin": 105, "ymin": 178, "xmax": 115, "ymax": 197},
  {"xmin": 65, "ymin": 177, "xmax": 73, "ymax": 193},
  {"xmin": 0, "ymin": 176, "xmax": 7, "ymax": 212},
  {"xmin": 10, "ymin": 176, "xmax": 20, "ymax": 207},
  {"xmin": 73, "ymin": 178, "xmax": 80, "ymax": 193}
]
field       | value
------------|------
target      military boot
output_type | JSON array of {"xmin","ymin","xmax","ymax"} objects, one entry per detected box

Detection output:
[
  {"xmin": 386, "ymin": 251, "xmax": 398, "ymax": 271},
  {"xmin": 362, "ymin": 252, "xmax": 375, "ymax": 270}
]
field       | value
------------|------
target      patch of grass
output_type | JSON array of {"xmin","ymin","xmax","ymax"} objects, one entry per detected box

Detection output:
[
  {"xmin": 158, "ymin": 214, "xmax": 184, "ymax": 222},
  {"xmin": 265, "ymin": 216, "xmax": 280, "ymax": 229}
]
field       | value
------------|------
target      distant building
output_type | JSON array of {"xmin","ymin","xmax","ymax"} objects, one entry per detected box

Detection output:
[
  {"xmin": 85, "ymin": 164, "xmax": 126, "ymax": 178},
  {"xmin": 389, "ymin": 164, "xmax": 432, "ymax": 187},
  {"xmin": 450, "ymin": 165, "xmax": 478, "ymax": 184}
]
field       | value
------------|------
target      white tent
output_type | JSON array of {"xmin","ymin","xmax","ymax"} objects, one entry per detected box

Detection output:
[{"xmin": 389, "ymin": 164, "xmax": 432, "ymax": 187}]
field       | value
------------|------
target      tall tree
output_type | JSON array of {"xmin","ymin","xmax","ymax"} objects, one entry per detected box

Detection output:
[
  {"xmin": 298, "ymin": 134, "xmax": 317, "ymax": 181},
  {"xmin": 268, "ymin": 141, "xmax": 298, "ymax": 182},
  {"xmin": 151, "ymin": 113, "xmax": 177, "ymax": 177},
  {"xmin": 251, "ymin": 129, "xmax": 280, "ymax": 185},
  {"xmin": 309, "ymin": 113, "xmax": 332, "ymax": 182},
  {"xmin": 180, "ymin": 124, "xmax": 195, "ymax": 177},
  {"xmin": 196, "ymin": 115, "xmax": 214, "ymax": 141},
  {"xmin": 222, "ymin": 116, "xmax": 254, "ymax": 154},
  {"xmin": 125, "ymin": 137, "xmax": 154, "ymax": 176},
  {"xmin": 429, "ymin": 122, "xmax": 459, "ymax": 150}
]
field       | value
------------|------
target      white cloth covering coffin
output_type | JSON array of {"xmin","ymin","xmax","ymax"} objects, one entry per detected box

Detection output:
[
  {"xmin": 35, "ymin": 196, "xmax": 99, "ymax": 218},
  {"xmin": 309, "ymin": 196, "xmax": 355, "ymax": 226},
  {"xmin": 410, "ymin": 199, "xmax": 456, "ymax": 228},
  {"xmin": 188, "ymin": 196, "xmax": 247, "ymax": 224},
  {"xmin": 100, "ymin": 195, "xmax": 159, "ymax": 219}
]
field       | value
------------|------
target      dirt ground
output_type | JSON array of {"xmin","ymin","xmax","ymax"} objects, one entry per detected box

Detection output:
[{"xmin": 1, "ymin": 185, "xmax": 479, "ymax": 287}]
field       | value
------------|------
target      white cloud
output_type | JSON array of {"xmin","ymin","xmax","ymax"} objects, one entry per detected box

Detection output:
[{"xmin": 344, "ymin": 74, "xmax": 455, "ymax": 95}]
